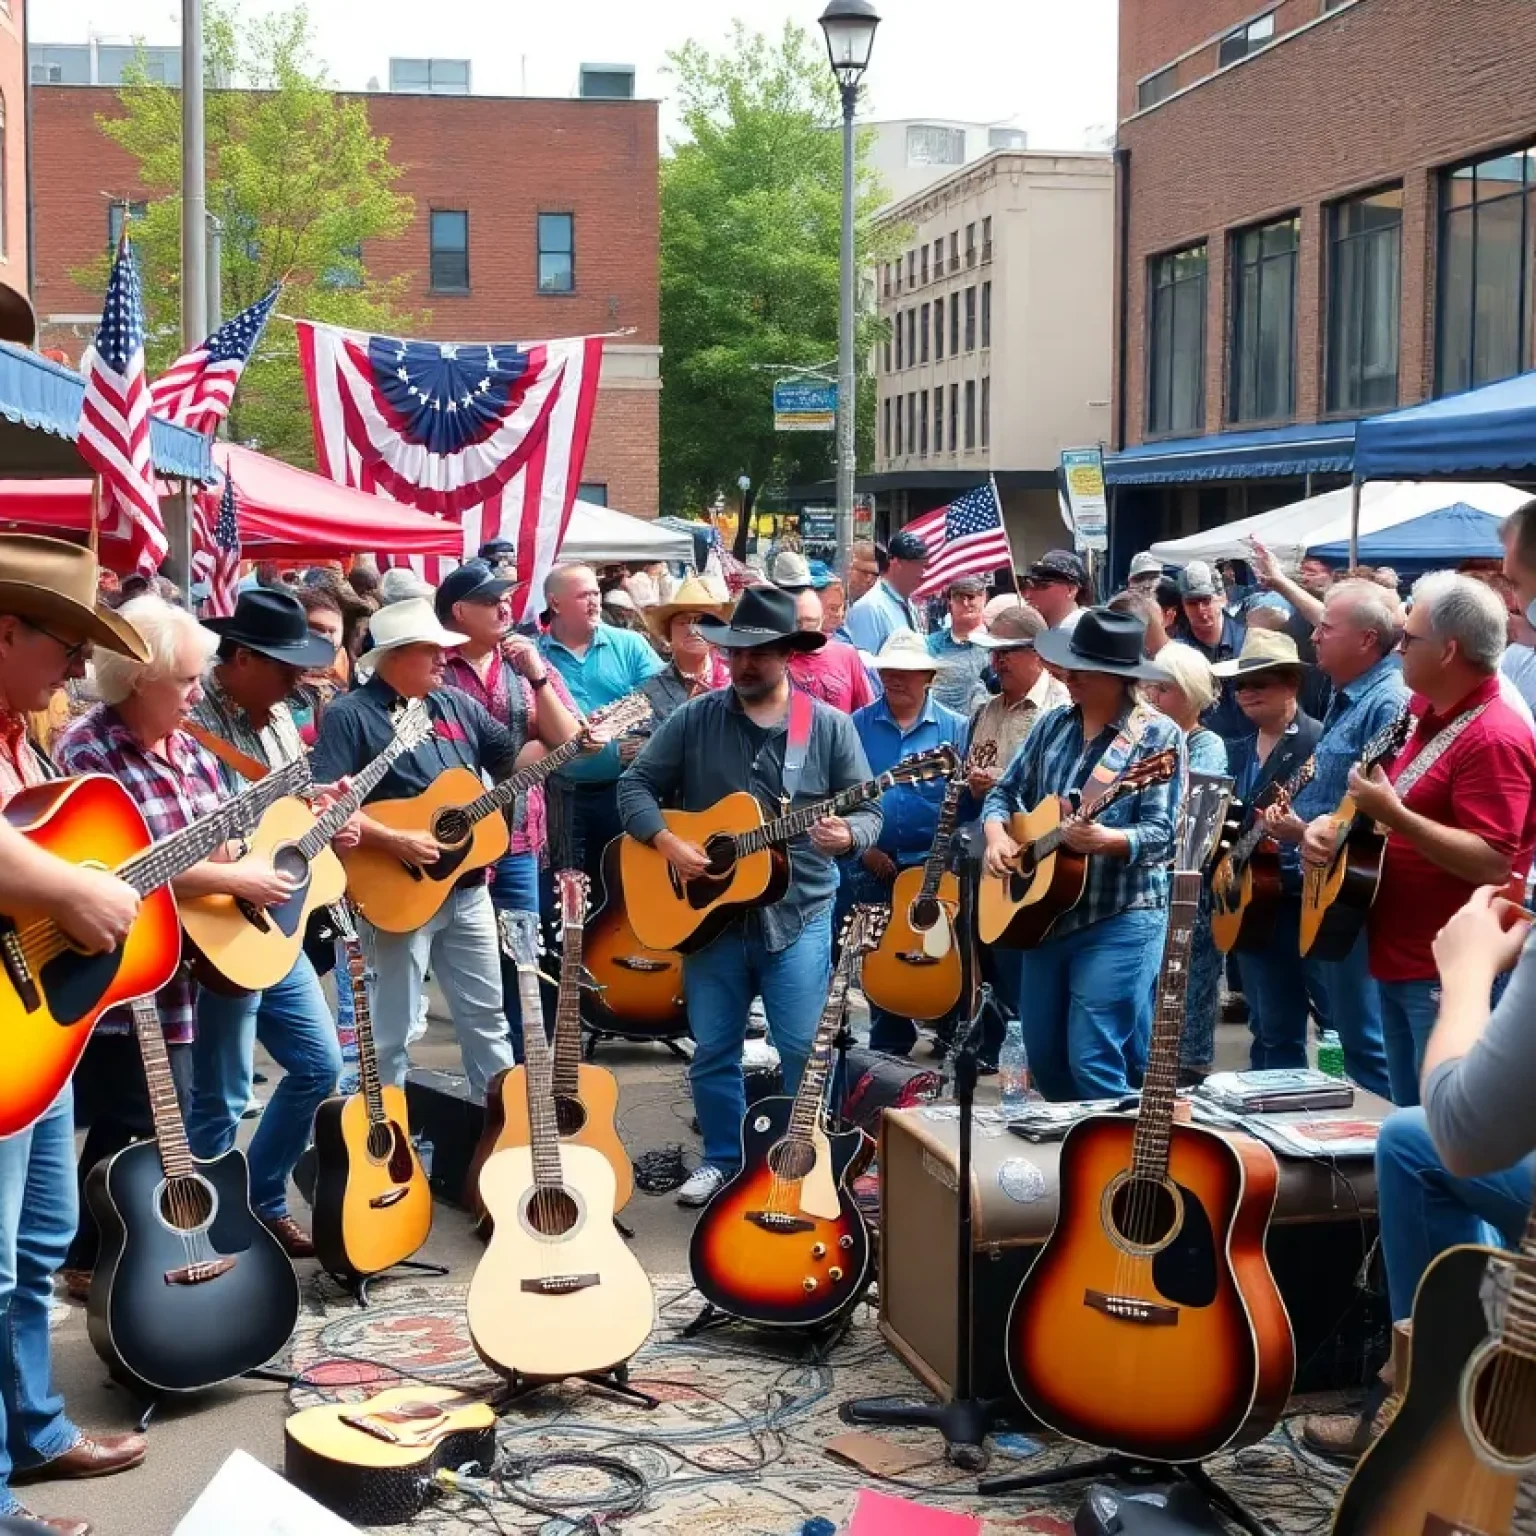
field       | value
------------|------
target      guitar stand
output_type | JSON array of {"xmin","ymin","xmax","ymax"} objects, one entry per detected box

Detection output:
[
  {"xmin": 979, "ymin": 1455, "xmax": 1273, "ymax": 1536},
  {"xmin": 126, "ymin": 1367, "xmax": 298, "ymax": 1433},
  {"xmin": 613, "ymin": 1216, "xmax": 636, "ymax": 1240},
  {"xmin": 329, "ymin": 1257, "xmax": 451, "ymax": 1309},
  {"xmin": 488, "ymin": 1362, "xmax": 659, "ymax": 1413},
  {"xmin": 679, "ymin": 1300, "xmax": 858, "ymax": 1365}
]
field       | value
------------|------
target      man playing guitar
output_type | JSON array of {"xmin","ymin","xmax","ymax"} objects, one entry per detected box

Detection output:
[
  {"xmin": 982, "ymin": 607, "xmax": 1183, "ymax": 1101},
  {"xmin": 617, "ymin": 585, "xmax": 882, "ymax": 1208}
]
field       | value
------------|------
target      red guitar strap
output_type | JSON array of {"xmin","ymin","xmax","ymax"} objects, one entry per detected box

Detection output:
[{"xmin": 780, "ymin": 687, "xmax": 815, "ymax": 807}]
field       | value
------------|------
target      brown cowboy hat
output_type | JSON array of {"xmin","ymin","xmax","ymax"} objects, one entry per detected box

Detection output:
[
  {"xmin": 0, "ymin": 535, "xmax": 149, "ymax": 659},
  {"xmin": 644, "ymin": 574, "xmax": 736, "ymax": 640}
]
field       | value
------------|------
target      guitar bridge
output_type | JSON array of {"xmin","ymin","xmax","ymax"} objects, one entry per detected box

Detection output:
[
  {"xmin": 235, "ymin": 898, "xmax": 272, "ymax": 932},
  {"xmin": 0, "ymin": 924, "xmax": 39, "ymax": 1013},
  {"xmin": 164, "ymin": 1257, "xmax": 236, "ymax": 1286},
  {"xmin": 1085, "ymin": 1288, "xmax": 1178, "ymax": 1326},
  {"xmin": 368, "ymin": 1187, "xmax": 410, "ymax": 1209},
  {"xmin": 520, "ymin": 1273, "xmax": 599, "ymax": 1294},
  {"xmin": 746, "ymin": 1211, "xmax": 815, "ymax": 1233},
  {"xmin": 895, "ymin": 951, "xmax": 941, "ymax": 967},
  {"xmin": 614, "ymin": 957, "xmax": 669, "ymax": 973}
]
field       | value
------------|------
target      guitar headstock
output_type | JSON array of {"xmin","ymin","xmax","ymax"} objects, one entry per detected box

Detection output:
[
  {"xmin": 840, "ymin": 903, "xmax": 889, "ymax": 959},
  {"xmin": 331, "ymin": 899, "xmax": 360, "ymax": 945},
  {"xmin": 583, "ymin": 691, "xmax": 654, "ymax": 747},
  {"xmin": 968, "ymin": 741, "xmax": 999, "ymax": 774},
  {"xmin": 1290, "ymin": 755, "xmax": 1317, "ymax": 797},
  {"xmin": 1122, "ymin": 748, "xmax": 1179, "ymax": 794},
  {"xmin": 1176, "ymin": 772, "xmax": 1235, "ymax": 876},
  {"xmin": 496, "ymin": 910, "xmax": 542, "ymax": 972},
  {"xmin": 888, "ymin": 746, "xmax": 960, "ymax": 788},
  {"xmin": 1362, "ymin": 708, "xmax": 1413, "ymax": 773},
  {"xmin": 389, "ymin": 700, "xmax": 435, "ymax": 754},
  {"xmin": 556, "ymin": 869, "xmax": 591, "ymax": 932}
]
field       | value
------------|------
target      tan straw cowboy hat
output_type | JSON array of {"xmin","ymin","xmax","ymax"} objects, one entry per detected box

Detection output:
[
  {"xmin": 644, "ymin": 575, "xmax": 736, "ymax": 640},
  {"xmin": 1212, "ymin": 628, "xmax": 1304, "ymax": 678},
  {"xmin": 0, "ymin": 534, "xmax": 148, "ymax": 659}
]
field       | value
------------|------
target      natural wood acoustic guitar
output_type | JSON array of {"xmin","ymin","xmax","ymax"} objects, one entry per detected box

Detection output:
[
  {"xmin": 977, "ymin": 749, "xmax": 1180, "ymax": 948},
  {"xmin": 582, "ymin": 840, "xmax": 687, "ymax": 1037},
  {"xmin": 468, "ymin": 870, "xmax": 633, "ymax": 1225},
  {"xmin": 342, "ymin": 691, "xmax": 652, "ymax": 934},
  {"xmin": 466, "ymin": 912, "xmax": 654, "ymax": 1382},
  {"xmin": 1005, "ymin": 773, "xmax": 1296, "ymax": 1465},
  {"xmin": 1208, "ymin": 756, "xmax": 1315, "ymax": 955},
  {"xmin": 618, "ymin": 745, "xmax": 958, "ymax": 954}
]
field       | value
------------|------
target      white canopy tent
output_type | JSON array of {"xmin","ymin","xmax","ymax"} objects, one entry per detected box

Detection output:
[
  {"xmin": 556, "ymin": 500, "xmax": 696, "ymax": 564},
  {"xmin": 1147, "ymin": 480, "xmax": 1531, "ymax": 568}
]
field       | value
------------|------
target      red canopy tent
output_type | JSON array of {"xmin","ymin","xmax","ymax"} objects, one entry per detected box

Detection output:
[{"xmin": 0, "ymin": 442, "xmax": 462, "ymax": 568}]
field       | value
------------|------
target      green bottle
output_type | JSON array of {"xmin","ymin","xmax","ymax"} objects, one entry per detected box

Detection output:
[{"xmin": 1317, "ymin": 1030, "xmax": 1346, "ymax": 1080}]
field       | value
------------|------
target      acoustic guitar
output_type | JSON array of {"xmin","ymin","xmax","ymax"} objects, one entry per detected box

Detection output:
[
  {"xmin": 284, "ymin": 1386, "xmax": 497, "ymax": 1527},
  {"xmin": 182, "ymin": 704, "xmax": 433, "ymax": 993},
  {"xmin": 582, "ymin": 840, "xmax": 686, "ymax": 1038},
  {"xmin": 1209, "ymin": 756, "xmax": 1315, "ymax": 955},
  {"xmin": 0, "ymin": 757, "xmax": 312, "ymax": 1138},
  {"xmin": 977, "ymin": 749, "xmax": 1180, "ymax": 949},
  {"xmin": 469, "ymin": 871, "xmax": 633, "ymax": 1224},
  {"xmin": 1006, "ymin": 773, "xmax": 1296, "ymax": 1464},
  {"xmin": 619, "ymin": 745, "xmax": 958, "ymax": 954},
  {"xmin": 1299, "ymin": 708, "xmax": 1413, "ymax": 959},
  {"xmin": 1330, "ymin": 1207, "xmax": 1536, "ymax": 1535},
  {"xmin": 689, "ymin": 906, "xmax": 883, "ymax": 1330},
  {"xmin": 342, "ymin": 691, "xmax": 652, "ymax": 934},
  {"xmin": 85, "ymin": 996, "xmax": 300, "ymax": 1398},
  {"xmin": 467, "ymin": 912, "xmax": 654, "ymax": 1381},
  {"xmin": 860, "ymin": 767, "xmax": 965, "ymax": 1023},
  {"xmin": 310, "ymin": 901, "xmax": 433, "ymax": 1288}
]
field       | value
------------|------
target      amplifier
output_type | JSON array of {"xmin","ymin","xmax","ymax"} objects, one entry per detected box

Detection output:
[
  {"xmin": 878, "ymin": 1103, "xmax": 1391, "ymax": 1405},
  {"xmin": 403, "ymin": 1069, "xmax": 486, "ymax": 1209}
]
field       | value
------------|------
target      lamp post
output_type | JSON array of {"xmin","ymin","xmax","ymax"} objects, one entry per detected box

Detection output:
[{"xmin": 818, "ymin": 0, "xmax": 880, "ymax": 577}]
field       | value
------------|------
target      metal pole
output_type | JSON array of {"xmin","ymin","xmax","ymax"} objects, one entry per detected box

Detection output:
[
  {"xmin": 206, "ymin": 212, "xmax": 223, "ymax": 337},
  {"xmin": 1348, "ymin": 477, "xmax": 1362, "ymax": 567},
  {"xmin": 835, "ymin": 82, "xmax": 857, "ymax": 573}
]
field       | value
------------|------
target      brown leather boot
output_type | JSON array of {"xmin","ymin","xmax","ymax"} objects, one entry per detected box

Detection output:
[
  {"xmin": 259, "ymin": 1214, "xmax": 315, "ymax": 1259},
  {"xmin": 11, "ymin": 1508, "xmax": 91, "ymax": 1536},
  {"xmin": 1298, "ymin": 1320, "xmax": 1410, "ymax": 1464}
]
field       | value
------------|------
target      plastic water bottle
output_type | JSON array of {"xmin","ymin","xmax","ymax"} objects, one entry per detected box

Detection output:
[
  {"xmin": 998, "ymin": 1018, "xmax": 1033, "ymax": 1113},
  {"xmin": 1317, "ymin": 1030, "xmax": 1346, "ymax": 1080},
  {"xmin": 414, "ymin": 1135, "xmax": 435, "ymax": 1180}
]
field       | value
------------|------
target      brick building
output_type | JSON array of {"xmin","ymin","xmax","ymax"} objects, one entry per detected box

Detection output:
[
  {"xmin": 1107, "ymin": 0, "xmax": 1536, "ymax": 562},
  {"xmin": 29, "ymin": 80, "xmax": 661, "ymax": 516}
]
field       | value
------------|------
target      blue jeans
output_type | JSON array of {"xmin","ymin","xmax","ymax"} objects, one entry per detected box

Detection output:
[
  {"xmin": 1012, "ymin": 906, "xmax": 1164, "ymax": 1101},
  {"xmin": 189, "ymin": 954, "xmax": 342, "ymax": 1220},
  {"xmin": 489, "ymin": 850, "xmax": 546, "ymax": 1067},
  {"xmin": 1379, "ymin": 979, "xmax": 1440, "ymax": 1109},
  {"xmin": 834, "ymin": 860, "xmax": 913, "ymax": 1055},
  {"xmin": 1305, "ymin": 933, "xmax": 1391, "ymax": 1099},
  {"xmin": 681, "ymin": 908, "xmax": 834, "ymax": 1170},
  {"xmin": 1376, "ymin": 1107, "xmax": 1533, "ymax": 1321},
  {"xmin": 1182, "ymin": 893, "xmax": 1222, "ymax": 1070},
  {"xmin": 0, "ymin": 1087, "xmax": 80, "ymax": 1509}
]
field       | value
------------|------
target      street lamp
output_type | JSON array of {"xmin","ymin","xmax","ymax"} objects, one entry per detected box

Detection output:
[{"xmin": 819, "ymin": 0, "xmax": 880, "ymax": 575}]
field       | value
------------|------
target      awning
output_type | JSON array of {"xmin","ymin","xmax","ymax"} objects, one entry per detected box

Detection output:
[
  {"xmin": 557, "ymin": 501, "xmax": 695, "ymax": 564},
  {"xmin": 1105, "ymin": 420, "xmax": 1358, "ymax": 486},
  {"xmin": 1354, "ymin": 369, "xmax": 1536, "ymax": 481},
  {"xmin": 1308, "ymin": 502, "xmax": 1510, "ymax": 564},
  {"xmin": 0, "ymin": 341, "xmax": 214, "ymax": 482}
]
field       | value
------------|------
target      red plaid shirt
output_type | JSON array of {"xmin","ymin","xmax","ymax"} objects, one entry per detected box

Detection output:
[
  {"xmin": 0, "ymin": 707, "xmax": 48, "ymax": 806},
  {"xmin": 55, "ymin": 705, "xmax": 225, "ymax": 1042}
]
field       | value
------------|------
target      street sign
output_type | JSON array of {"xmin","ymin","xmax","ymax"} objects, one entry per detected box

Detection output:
[
  {"xmin": 801, "ymin": 508, "xmax": 837, "ymax": 541},
  {"xmin": 1060, "ymin": 446, "xmax": 1109, "ymax": 554},
  {"xmin": 774, "ymin": 379, "xmax": 838, "ymax": 432}
]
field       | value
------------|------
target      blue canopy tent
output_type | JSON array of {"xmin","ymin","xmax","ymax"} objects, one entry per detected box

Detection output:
[
  {"xmin": 1308, "ymin": 502, "xmax": 1508, "ymax": 568},
  {"xmin": 1354, "ymin": 369, "xmax": 1536, "ymax": 482}
]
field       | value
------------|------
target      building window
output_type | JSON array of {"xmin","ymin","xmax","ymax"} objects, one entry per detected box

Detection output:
[
  {"xmin": 908, "ymin": 309, "xmax": 918, "ymax": 363},
  {"xmin": 965, "ymin": 287, "xmax": 977, "ymax": 351},
  {"xmin": 981, "ymin": 282, "xmax": 992, "ymax": 348},
  {"xmin": 949, "ymin": 231, "xmax": 959, "ymax": 272},
  {"xmin": 895, "ymin": 258, "xmax": 902, "ymax": 294},
  {"xmin": 895, "ymin": 394, "xmax": 903, "ymax": 456},
  {"xmin": 949, "ymin": 293, "xmax": 960, "ymax": 353},
  {"xmin": 934, "ymin": 301, "xmax": 944, "ymax": 361},
  {"xmin": 981, "ymin": 376, "xmax": 991, "ymax": 449},
  {"xmin": 883, "ymin": 335, "xmax": 892, "ymax": 374},
  {"xmin": 578, "ymin": 482, "xmax": 608, "ymax": 506},
  {"xmin": 908, "ymin": 394, "xmax": 917, "ymax": 457},
  {"xmin": 1229, "ymin": 216, "xmax": 1298, "ymax": 423},
  {"xmin": 895, "ymin": 311, "xmax": 904, "ymax": 370},
  {"xmin": 965, "ymin": 380, "xmax": 977, "ymax": 449},
  {"xmin": 1327, "ymin": 189, "xmax": 1402, "ymax": 413},
  {"xmin": 966, "ymin": 223, "xmax": 977, "ymax": 267},
  {"xmin": 950, "ymin": 382, "xmax": 959, "ymax": 449},
  {"xmin": 919, "ymin": 303, "xmax": 930, "ymax": 363},
  {"xmin": 982, "ymin": 216, "xmax": 993, "ymax": 262},
  {"xmin": 1147, "ymin": 244, "xmax": 1207, "ymax": 436},
  {"xmin": 882, "ymin": 263, "xmax": 891, "ymax": 298},
  {"xmin": 907, "ymin": 124, "xmax": 966, "ymax": 167},
  {"xmin": 908, "ymin": 251, "xmax": 917, "ymax": 287},
  {"xmin": 883, "ymin": 398, "xmax": 892, "ymax": 460},
  {"xmin": 933, "ymin": 238, "xmax": 945, "ymax": 274},
  {"xmin": 107, "ymin": 200, "xmax": 148, "ymax": 250},
  {"xmin": 1138, "ymin": 64, "xmax": 1178, "ymax": 110},
  {"xmin": 1218, "ymin": 11, "xmax": 1276, "ymax": 68},
  {"xmin": 989, "ymin": 127, "xmax": 1027, "ymax": 151},
  {"xmin": 538, "ymin": 213, "xmax": 574, "ymax": 292},
  {"xmin": 429, "ymin": 209, "xmax": 470, "ymax": 292},
  {"xmin": 920, "ymin": 392, "xmax": 929, "ymax": 458},
  {"xmin": 390, "ymin": 57, "xmax": 471, "ymax": 94},
  {"xmin": 1438, "ymin": 147, "xmax": 1536, "ymax": 396},
  {"xmin": 920, "ymin": 246, "xmax": 929, "ymax": 285},
  {"xmin": 934, "ymin": 387, "xmax": 945, "ymax": 452}
]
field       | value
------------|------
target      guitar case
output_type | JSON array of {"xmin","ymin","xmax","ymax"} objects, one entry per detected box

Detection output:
[
  {"xmin": 839, "ymin": 1048, "xmax": 942, "ymax": 1135},
  {"xmin": 1074, "ymin": 1484, "xmax": 1226, "ymax": 1535}
]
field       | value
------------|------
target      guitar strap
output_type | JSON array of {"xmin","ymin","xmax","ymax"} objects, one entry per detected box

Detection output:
[
  {"xmin": 182, "ymin": 720, "xmax": 268, "ymax": 785},
  {"xmin": 1391, "ymin": 703, "xmax": 1489, "ymax": 800},
  {"xmin": 779, "ymin": 686, "xmax": 815, "ymax": 807},
  {"xmin": 1078, "ymin": 703, "xmax": 1154, "ymax": 813}
]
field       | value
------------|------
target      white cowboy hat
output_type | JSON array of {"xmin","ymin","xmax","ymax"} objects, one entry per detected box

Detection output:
[
  {"xmin": 356, "ymin": 597, "xmax": 467, "ymax": 675},
  {"xmin": 870, "ymin": 629, "xmax": 940, "ymax": 673}
]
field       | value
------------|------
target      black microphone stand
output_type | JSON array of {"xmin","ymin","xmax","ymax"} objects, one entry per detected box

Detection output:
[{"xmin": 838, "ymin": 830, "xmax": 1007, "ymax": 1470}]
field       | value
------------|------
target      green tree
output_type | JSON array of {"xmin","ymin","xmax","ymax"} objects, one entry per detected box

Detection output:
[
  {"xmin": 81, "ymin": 2, "xmax": 416, "ymax": 466},
  {"xmin": 659, "ymin": 21, "xmax": 899, "ymax": 541}
]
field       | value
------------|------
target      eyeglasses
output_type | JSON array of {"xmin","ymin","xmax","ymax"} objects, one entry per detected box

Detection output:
[
  {"xmin": 1398, "ymin": 632, "xmax": 1437, "ymax": 651},
  {"xmin": 22, "ymin": 617, "xmax": 91, "ymax": 666}
]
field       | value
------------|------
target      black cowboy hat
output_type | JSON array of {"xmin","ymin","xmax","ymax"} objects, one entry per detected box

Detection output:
[
  {"xmin": 201, "ymin": 587, "xmax": 338, "ymax": 668},
  {"xmin": 694, "ymin": 585, "xmax": 826, "ymax": 652},
  {"xmin": 1033, "ymin": 606, "xmax": 1168, "ymax": 682}
]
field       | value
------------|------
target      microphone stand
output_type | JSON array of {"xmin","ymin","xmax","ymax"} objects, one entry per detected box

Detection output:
[{"xmin": 838, "ymin": 830, "xmax": 1006, "ymax": 1470}]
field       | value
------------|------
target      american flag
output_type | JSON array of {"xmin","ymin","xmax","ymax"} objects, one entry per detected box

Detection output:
[
  {"xmin": 908, "ymin": 481, "xmax": 1013, "ymax": 599},
  {"xmin": 294, "ymin": 320, "xmax": 604, "ymax": 615},
  {"xmin": 78, "ymin": 233, "xmax": 166, "ymax": 574},
  {"xmin": 194, "ymin": 473, "xmax": 242, "ymax": 618},
  {"xmin": 150, "ymin": 285, "xmax": 280, "ymax": 437}
]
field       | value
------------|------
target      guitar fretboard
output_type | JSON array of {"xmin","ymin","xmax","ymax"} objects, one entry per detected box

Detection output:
[
  {"xmin": 552, "ymin": 913, "xmax": 585, "ymax": 1099},
  {"xmin": 917, "ymin": 778, "xmax": 965, "ymax": 900},
  {"xmin": 295, "ymin": 726, "xmax": 424, "ymax": 861},
  {"xmin": 786, "ymin": 948, "xmax": 862, "ymax": 1146},
  {"xmin": 1500, "ymin": 1192, "xmax": 1536, "ymax": 1357},
  {"xmin": 131, "ymin": 996, "xmax": 195, "ymax": 1180},
  {"xmin": 342, "ymin": 923, "xmax": 387, "ymax": 1128},
  {"xmin": 737, "ymin": 773, "xmax": 891, "ymax": 857}
]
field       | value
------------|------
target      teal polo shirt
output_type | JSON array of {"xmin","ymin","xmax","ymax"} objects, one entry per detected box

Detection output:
[{"xmin": 538, "ymin": 621, "xmax": 665, "ymax": 784}]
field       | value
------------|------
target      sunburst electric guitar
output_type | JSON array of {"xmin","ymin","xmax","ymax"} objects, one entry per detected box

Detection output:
[
  {"xmin": 467, "ymin": 912, "xmax": 654, "ymax": 1382},
  {"xmin": 469, "ymin": 870, "xmax": 633, "ymax": 1225},
  {"xmin": 1209, "ymin": 756, "xmax": 1315, "ymax": 955},
  {"xmin": 1006, "ymin": 773, "xmax": 1296, "ymax": 1464},
  {"xmin": 343, "ymin": 691, "xmax": 653, "ymax": 934},
  {"xmin": 689, "ymin": 906, "xmax": 884, "ymax": 1330},
  {"xmin": 310, "ymin": 901, "xmax": 433, "ymax": 1292}
]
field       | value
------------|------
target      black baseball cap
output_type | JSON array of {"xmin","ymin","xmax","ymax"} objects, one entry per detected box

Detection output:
[
  {"xmin": 1025, "ymin": 550, "xmax": 1087, "ymax": 587},
  {"xmin": 478, "ymin": 537, "xmax": 518, "ymax": 564},
  {"xmin": 435, "ymin": 560, "xmax": 515, "ymax": 623},
  {"xmin": 888, "ymin": 529, "xmax": 930, "ymax": 563}
]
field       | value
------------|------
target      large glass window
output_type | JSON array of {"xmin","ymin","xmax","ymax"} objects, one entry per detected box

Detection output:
[
  {"xmin": 980, "ymin": 376, "xmax": 990, "ymax": 449},
  {"xmin": 920, "ymin": 392, "xmax": 929, "ymax": 457},
  {"xmin": 895, "ymin": 311, "xmax": 904, "ymax": 371},
  {"xmin": 883, "ymin": 398, "xmax": 892, "ymax": 460},
  {"xmin": 1327, "ymin": 189, "xmax": 1402, "ymax": 413},
  {"xmin": 1218, "ymin": 11, "xmax": 1275, "ymax": 68},
  {"xmin": 981, "ymin": 281, "xmax": 992, "ymax": 347},
  {"xmin": 1229, "ymin": 217, "xmax": 1298, "ymax": 423},
  {"xmin": 907, "ymin": 125, "xmax": 966, "ymax": 167},
  {"xmin": 934, "ymin": 387, "xmax": 945, "ymax": 453},
  {"xmin": 1138, "ymin": 65, "xmax": 1177, "ymax": 111},
  {"xmin": 538, "ymin": 213, "xmax": 574, "ymax": 293},
  {"xmin": 950, "ymin": 292, "xmax": 960, "ymax": 354},
  {"xmin": 934, "ymin": 301, "xmax": 945, "ymax": 360},
  {"xmin": 964, "ymin": 381, "xmax": 976, "ymax": 449},
  {"xmin": 1147, "ymin": 245, "xmax": 1207, "ymax": 436},
  {"xmin": 920, "ymin": 302, "xmax": 930, "ymax": 363},
  {"xmin": 429, "ymin": 210, "xmax": 469, "ymax": 292},
  {"xmin": 965, "ymin": 287, "xmax": 976, "ymax": 351},
  {"xmin": 1437, "ymin": 147, "xmax": 1536, "ymax": 396}
]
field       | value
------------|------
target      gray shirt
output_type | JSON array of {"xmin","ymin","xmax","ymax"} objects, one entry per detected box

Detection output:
[
  {"xmin": 1423, "ymin": 931, "xmax": 1536, "ymax": 1175},
  {"xmin": 617, "ymin": 686, "xmax": 882, "ymax": 952}
]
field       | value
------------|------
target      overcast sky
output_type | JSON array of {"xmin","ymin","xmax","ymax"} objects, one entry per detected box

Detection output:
[{"xmin": 32, "ymin": 0, "xmax": 1118, "ymax": 149}]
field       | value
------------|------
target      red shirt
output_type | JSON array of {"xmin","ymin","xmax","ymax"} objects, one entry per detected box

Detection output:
[
  {"xmin": 789, "ymin": 641, "xmax": 875, "ymax": 714},
  {"xmin": 1369, "ymin": 675, "xmax": 1536, "ymax": 982}
]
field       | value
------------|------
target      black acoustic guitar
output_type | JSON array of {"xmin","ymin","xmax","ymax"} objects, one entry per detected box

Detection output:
[{"xmin": 85, "ymin": 996, "xmax": 300, "ymax": 1398}]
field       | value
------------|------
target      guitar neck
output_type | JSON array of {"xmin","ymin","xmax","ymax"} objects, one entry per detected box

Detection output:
[
  {"xmin": 786, "ymin": 956, "xmax": 859, "ymax": 1144},
  {"xmin": 340, "ymin": 924, "xmax": 387, "ymax": 1127},
  {"xmin": 1499, "ymin": 1198, "xmax": 1536, "ymax": 1355},
  {"xmin": 297, "ymin": 733, "xmax": 416, "ymax": 859},
  {"xmin": 552, "ymin": 915, "xmax": 585, "ymax": 1097},
  {"xmin": 1033, "ymin": 779, "xmax": 1132, "ymax": 859},
  {"xmin": 1130, "ymin": 873, "xmax": 1202, "ymax": 1177},
  {"xmin": 741, "ymin": 776, "xmax": 884, "ymax": 856},
  {"xmin": 512, "ymin": 958, "xmax": 564, "ymax": 1190},
  {"xmin": 917, "ymin": 780, "xmax": 965, "ymax": 899},
  {"xmin": 130, "ymin": 996, "xmax": 195, "ymax": 1179},
  {"xmin": 464, "ymin": 711, "xmax": 613, "ymax": 829}
]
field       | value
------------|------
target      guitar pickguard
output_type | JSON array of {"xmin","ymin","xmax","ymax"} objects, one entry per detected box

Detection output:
[
  {"xmin": 1150, "ymin": 1181, "xmax": 1220, "ymax": 1309},
  {"xmin": 262, "ymin": 849, "xmax": 314, "ymax": 939},
  {"xmin": 39, "ymin": 942, "xmax": 123, "ymax": 1027},
  {"xmin": 420, "ymin": 841, "xmax": 471, "ymax": 886}
]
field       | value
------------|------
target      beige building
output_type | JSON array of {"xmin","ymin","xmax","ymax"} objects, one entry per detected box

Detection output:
[{"xmin": 870, "ymin": 150, "xmax": 1114, "ymax": 564}]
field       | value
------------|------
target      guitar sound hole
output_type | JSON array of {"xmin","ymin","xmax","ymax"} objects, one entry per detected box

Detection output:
[
  {"xmin": 1109, "ymin": 1176, "xmax": 1178, "ymax": 1249},
  {"xmin": 768, "ymin": 1140, "xmax": 816, "ymax": 1181},
  {"xmin": 910, "ymin": 896, "xmax": 940, "ymax": 931},
  {"xmin": 702, "ymin": 834, "xmax": 739, "ymax": 878},
  {"xmin": 365, "ymin": 1122, "xmax": 395, "ymax": 1161},
  {"xmin": 158, "ymin": 1176, "xmax": 215, "ymax": 1231},
  {"xmin": 1468, "ymin": 1346, "xmax": 1536, "ymax": 1463},
  {"xmin": 432, "ymin": 808, "xmax": 471, "ymax": 848},
  {"xmin": 554, "ymin": 1095, "xmax": 588, "ymax": 1136},
  {"xmin": 526, "ymin": 1187, "xmax": 579, "ymax": 1237},
  {"xmin": 272, "ymin": 843, "xmax": 309, "ymax": 883}
]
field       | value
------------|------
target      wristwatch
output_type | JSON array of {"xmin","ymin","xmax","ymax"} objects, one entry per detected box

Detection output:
[{"xmin": 529, "ymin": 674, "xmax": 551, "ymax": 690}]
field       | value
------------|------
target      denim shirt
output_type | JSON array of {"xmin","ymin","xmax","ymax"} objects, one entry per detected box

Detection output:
[
  {"xmin": 925, "ymin": 628, "xmax": 991, "ymax": 716},
  {"xmin": 851, "ymin": 694, "xmax": 969, "ymax": 864}
]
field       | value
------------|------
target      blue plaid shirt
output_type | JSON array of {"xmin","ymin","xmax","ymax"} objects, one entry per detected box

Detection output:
[{"xmin": 982, "ymin": 703, "xmax": 1184, "ymax": 941}]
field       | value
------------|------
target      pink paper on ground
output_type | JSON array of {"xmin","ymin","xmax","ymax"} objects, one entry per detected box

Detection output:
[{"xmin": 847, "ymin": 1488, "xmax": 983, "ymax": 1536}]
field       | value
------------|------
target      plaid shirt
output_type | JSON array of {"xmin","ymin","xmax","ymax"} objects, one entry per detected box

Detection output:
[
  {"xmin": 983, "ymin": 702, "xmax": 1184, "ymax": 941},
  {"xmin": 0, "ymin": 708, "xmax": 48, "ymax": 805},
  {"xmin": 55, "ymin": 705, "xmax": 226, "ymax": 1042},
  {"xmin": 192, "ymin": 669, "xmax": 307, "ymax": 785}
]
